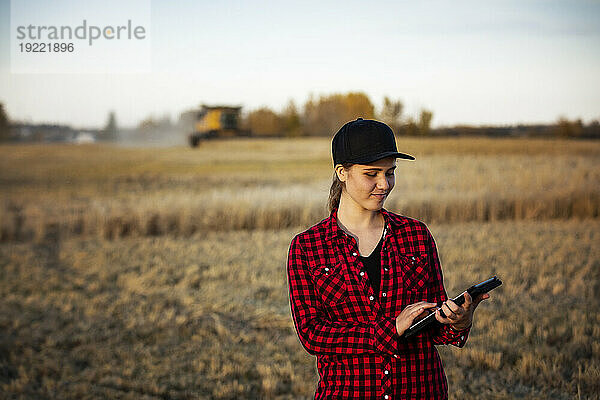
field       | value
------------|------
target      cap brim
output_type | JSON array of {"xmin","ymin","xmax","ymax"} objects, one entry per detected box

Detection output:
[{"xmin": 348, "ymin": 151, "xmax": 415, "ymax": 164}]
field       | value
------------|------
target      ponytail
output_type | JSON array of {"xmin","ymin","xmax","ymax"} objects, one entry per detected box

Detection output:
[{"xmin": 327, "ymin": 163, "xmax": 353, "ymax": 213}]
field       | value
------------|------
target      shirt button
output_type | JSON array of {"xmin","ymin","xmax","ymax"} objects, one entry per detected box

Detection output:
[
  {"xmin": 394, "ymin": 354, "xmax": 399, "ymax": 358},
  {"xmin": 360, "ymin": 271, "xmax": 365, "ymax": 276},
  {"xmin": 384, "ymin": 267, "xmax": 389, "ymax": 272},
  {"xmin": 411, "ymin": 256, "xmax": 416, "ymax": 261},
  {"xmin": 369, "ymin": 295, "xmax": 374, "ymax": 301},
  {"xmin": 352, "ymin": 252, "xmax": 357, "ymax": 256},
  {"xmin": 461, "ymin": 336, "xmax": 465, "ymax": 340},
  {"xmin": 384, "ymin": 370, "xmax": 389, "ymax": 375},
  {"xmin": 324, "ymin": 267, "xmax": 329, "ymax": 272},
  {"xmin": 384, "ymin": 395, "xmax": 389, "ymax": 399},
  {"xmin": 382, "ymin": 292, "xmax": 387, "ymax": 297}
]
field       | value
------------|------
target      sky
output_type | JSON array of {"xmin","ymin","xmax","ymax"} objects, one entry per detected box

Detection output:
[{"xmin": 1, "ymin": 0, "xmax": 599, "ymax": 129}]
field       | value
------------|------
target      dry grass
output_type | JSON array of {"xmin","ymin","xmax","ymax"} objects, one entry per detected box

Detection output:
[
  {"xmin": 0, "ymin": 137, "xmax": 598, "ymax": 398},
  {"xmin": 0, "ymin": 219, "xmax": 598, "ymax": 399},
  {"xmin": 1, "ymin": 138, "xmax": 599, "ymax": 242}
]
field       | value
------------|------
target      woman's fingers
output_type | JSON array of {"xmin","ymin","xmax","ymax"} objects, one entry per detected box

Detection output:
[
  {"xmin": 434, "ymin": 309, "xmax": 452, "ymax": 324},
  {"xmin": 407, "ymin": 303, "xmax": 435, "ymax": 317},
  {"xmin": 441, "ymin": 302, "xmax": 458, "ymax": 320},
  {"xmin": 434, "ymin": 293, "xmax": 490, "ymax": 326},
  {"xmin": 462, "ymin": 292, "xmax": 473, "ymax": 308},
  {"xmin": 411, "ymin": 306, "xmax": 427, "ymax": 314},
  {"xmin": 407, "ymin": 298, "xmax": 480, "ymax": 326},
  {"xmin": 409, "ymin": 307, "xmax": 427, "ymax": 321},
  {"xmin": 396, "ymin": 302, "xmax": 439, "ymax": 335},
  {"xmin": 413, "ymin": 301, "xmax": 437, "ymax": 309},
  {"xmin": 403, "ymin": 302, "xmax": 436, "ymax": 313},
  {"xmin": 473, "ymin": 293, "xmax": 490, "ymax": 307},
  {"xmin": 436, "ymin": 301, "xmax": 463, "ymax": 322},
  {"xmin": 445, "ymin": 299, "xmax": 466, "ymax": 317},
  {"xmin": 406, "ymin": 302, "xmax": 436, "ymax": 321}
]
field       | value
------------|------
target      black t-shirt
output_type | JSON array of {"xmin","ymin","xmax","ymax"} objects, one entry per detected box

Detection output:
[{"xmin": 358, "ymin": 234, "xmax": 384, "ymax": 295}]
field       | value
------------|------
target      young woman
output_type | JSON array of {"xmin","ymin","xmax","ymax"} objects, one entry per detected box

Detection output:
[{"xmin": 287, "ymin": 118, "xmax": 489, "ymax": 399}]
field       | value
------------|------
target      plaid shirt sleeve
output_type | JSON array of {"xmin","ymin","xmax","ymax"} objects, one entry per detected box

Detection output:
[
  {"xmin": 287, "ymin": 235, "xmax": 404, "ymax": 356},
  {"xmin": 425, "ymin": 229, "xmax": 471, "ymax": 347}
]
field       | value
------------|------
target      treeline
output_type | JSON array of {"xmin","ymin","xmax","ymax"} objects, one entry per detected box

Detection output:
[
  {"xmin": 241, "ymin": 92, "xmax": 600, "ymax": 139},
  {"xmin": 2, "ymin": 96, "xmax": 599, "ymax": 143},
  {"xmin": 242, "ymin": 92, "xmax": 435, "ymax": 137},
  {"xmin": 435, "ymin": 118, "xmax": 600, "ymax": 139},
  {"xmin": 0, "ymin": 103, "xmax": 10, "ymax": 142}
]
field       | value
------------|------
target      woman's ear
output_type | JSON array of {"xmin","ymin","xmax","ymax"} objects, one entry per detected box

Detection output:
[{"xmin": 335, "ymin": 164, "xmax": 347, "ymax": 182}]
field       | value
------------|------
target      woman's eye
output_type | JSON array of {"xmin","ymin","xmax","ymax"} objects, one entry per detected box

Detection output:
[{"xmin": 365, "ymin": 173, "xmax": 377, "ymax": 177}]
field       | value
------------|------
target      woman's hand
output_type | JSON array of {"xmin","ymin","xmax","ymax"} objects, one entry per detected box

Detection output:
[
  {"xmin": 395, "ymin": 301, "xmax": 437, "ymax": 336},
  {"xmin": 434, "ymin": 292, "xmax": 490, "ymax": 331}
]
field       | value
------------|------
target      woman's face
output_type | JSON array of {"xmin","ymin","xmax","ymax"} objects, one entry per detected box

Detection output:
[{"xmin": 337, "ymin": 157, "xmax": 397, "ymax": 211}]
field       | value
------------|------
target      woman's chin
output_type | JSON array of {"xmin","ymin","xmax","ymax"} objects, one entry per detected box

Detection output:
[
  {"xmin": 364, "ymin": 200, "xmax": 385, "ymax": 211},
  {"xmin": 371, "ymin": 195, "xmax": 387, "ymax": 205}
]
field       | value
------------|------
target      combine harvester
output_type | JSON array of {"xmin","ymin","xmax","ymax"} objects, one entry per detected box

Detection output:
[{"xmin": 187, "ymin": 105, "xmax": 250, "ymax": 147}]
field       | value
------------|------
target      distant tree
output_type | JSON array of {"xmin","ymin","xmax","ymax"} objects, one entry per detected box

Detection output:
[
  {"xmin": 137, "ymin": 114, "xmax": 172, "ymax": 131},
  {"xmin": 281, "ymin": 99, "xmax": 302, "ymax": 137},
  {"xmin": 556, "ymin": 117, "xmax": 570, "ymax": 138},
  {"xmin": 303, "ymin": 92, "xmax": 375, "ymax": 136},
  {"xmin": 246, "ymin": 107, "xmax": 282, "ymax": 136},
  {"xmin": 586, "ymin": 120, "xmax": 600, "ymax": 139},
  {"xmin": 156, "ymin": 114, "xmax": 172, "ymax": 130},
  {"xmin": 344, "ymin": 92, "xmax": 375, "ymax": 121},
  {"xmin": 399, "ymin": 117, "xmax": 419, "ymax": 136},
  {"xmin": 103, "ymin": 111, "xmax": 118, "ymax": 141},
  {"xmin": 0, "ymin": 103, "xmax": 10, "ymax": 142},
  {"xmin": 379, "ymin": 97, "xmax": 404, "ymax": 134},
  {"xmin": 418, "ymin": 109, "xmax": 433, "ymax": 136},
  {"xmin": 555, "ymin": 116, "xmax": 583, "ymax": 138},
  {"xmin": 302, "ymin": 94, "xmax": 327, "ymax": 136},
  {"xmin": 137, "ymin": 116, "xmax": 159, "ymax": 131}
]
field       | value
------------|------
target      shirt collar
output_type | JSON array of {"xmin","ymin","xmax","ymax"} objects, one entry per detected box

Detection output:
[{"xmin": 326, "ymin": 207, "xmax": 403, "ymax": 242}]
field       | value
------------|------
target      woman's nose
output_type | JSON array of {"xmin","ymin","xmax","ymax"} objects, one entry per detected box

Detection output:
[{"xmin": 377, "ymin": 175, "xmax": 390, "ymax": 191}]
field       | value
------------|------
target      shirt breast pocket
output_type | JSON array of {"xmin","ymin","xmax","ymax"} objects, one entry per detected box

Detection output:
[
  {"xmin": 401, "ymin": 253, "xmax": 430, "ymax": 292},
  {"xmin": 311, "ymin": 262, "xmax": 349, "ymax": 306}
]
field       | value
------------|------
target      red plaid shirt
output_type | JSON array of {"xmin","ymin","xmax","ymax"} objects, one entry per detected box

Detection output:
[{"xmin": 287, "ymin": 208, "xmax": 470, "ymax": 399}]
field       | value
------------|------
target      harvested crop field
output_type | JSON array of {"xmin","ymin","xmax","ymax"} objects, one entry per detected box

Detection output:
[
  {"xmin": 0, "ymin": 138, "xmax": 598, "ymax": 241},
  {"xmin": 0, "ymin": 219, "xmax": 598, "ymax": 399},
  {"xmin": 0, "ymin": 137, "xmax": 599, "ymax": 399}
]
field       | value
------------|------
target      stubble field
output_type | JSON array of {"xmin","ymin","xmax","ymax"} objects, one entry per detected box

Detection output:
[{"xmin": 0, "ymin": 137, "xmax": 599, "ymax": 399}]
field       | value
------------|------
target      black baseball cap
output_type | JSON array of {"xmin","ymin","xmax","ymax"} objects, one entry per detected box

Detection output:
[{"xmin": 332, "ymin": 118, "xmax": 415, "ymax": 165}]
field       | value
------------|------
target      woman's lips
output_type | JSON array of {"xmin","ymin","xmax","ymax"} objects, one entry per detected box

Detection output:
[{"xmin": 371, "ymin": 193, "xmax": 387, "ymax": 200}]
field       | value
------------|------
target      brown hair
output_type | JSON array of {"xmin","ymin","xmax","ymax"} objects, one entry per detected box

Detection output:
[{"xmin": 327, "ymin": 163, "xmax": 353, "ymax": 213}]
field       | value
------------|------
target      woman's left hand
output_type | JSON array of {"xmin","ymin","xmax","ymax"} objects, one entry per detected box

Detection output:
[{"xmin": 434, "ymin": 292, "xmax": 490, "ymax": 331}]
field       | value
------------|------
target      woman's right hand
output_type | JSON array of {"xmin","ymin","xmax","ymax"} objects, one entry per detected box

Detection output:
[{"xmin": 395, "ymin": 301, "xmax": 438, "ymax": 336}]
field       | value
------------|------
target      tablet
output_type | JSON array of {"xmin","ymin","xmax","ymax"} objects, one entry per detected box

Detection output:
[{"xmin": 403, "ymin": 276, "xmax": 502, "ymax": 338}]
